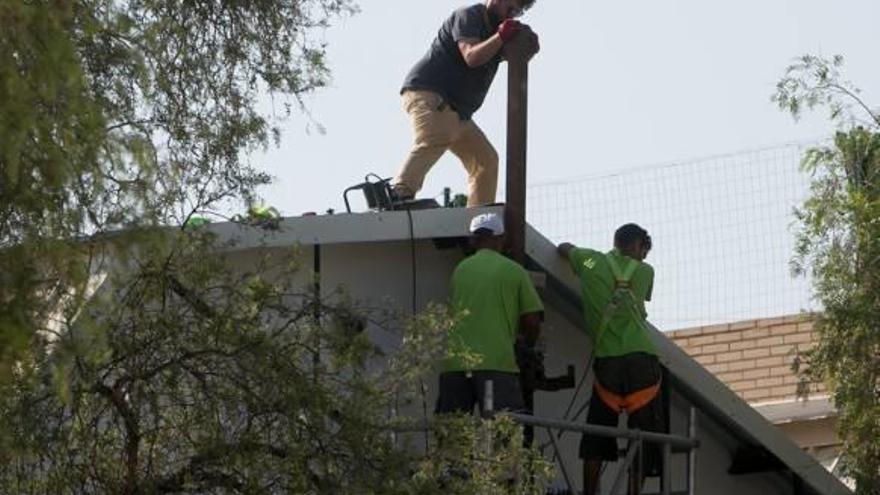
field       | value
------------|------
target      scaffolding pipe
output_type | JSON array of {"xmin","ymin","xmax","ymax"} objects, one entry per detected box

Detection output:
[
  {"xmin": 483, "ymin": 379, "xmax": 494, "ymax": 417},
  {"xmin": 546, "ymin": 424, "xmax": 576, "ymax": 493},
  {"xmin": 402, "ymin": 384, "xmax": 698, "ymax": 494},
  {"xmin": 662, "ymin": 442, "xmax": 672, "ymax": 495},
  {"xmin": 389, "ymin": 413, "xmax": 699, "ymax": 452},
  {"xmin": 484, "ymin": 380, "xmax": 494, "ymax": 457},
  {"xmin": 610, "ymin": 439, "xmax": 642, "ymax": 495},
  {"xmin": 688, "ymin": 406, "xmax": 697, "ymax": 495},
  {"xmin": 507, "ymin": 413, "xmax": 699, "ymax": 450}
]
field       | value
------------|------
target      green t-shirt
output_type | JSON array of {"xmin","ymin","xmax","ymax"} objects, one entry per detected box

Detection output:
[
  {"xmin": 568, "ymin": 248, "xmax": 656, "ymax": 358},
  {"xmin": 443, "ymin": 249, "xmax": 544, "ymax": 373}
]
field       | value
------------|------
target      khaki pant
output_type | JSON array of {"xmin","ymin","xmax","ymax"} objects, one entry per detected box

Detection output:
[{"xmin": 393, "ymin": 90, "xmax": 498, "ymax": 207}]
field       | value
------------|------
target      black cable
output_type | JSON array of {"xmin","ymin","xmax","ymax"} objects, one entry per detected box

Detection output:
[
  {"xmin": 405, "ymin": 208, "xmax": 430, "ymax": 452},
  {"xmin": 406, "ymin": 209, "xmax": 416, "ymax": 315}
]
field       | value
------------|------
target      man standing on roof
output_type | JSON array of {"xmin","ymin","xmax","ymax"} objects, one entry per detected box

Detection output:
[
  {"xmin": 557, "ymin": 224, "xmax": 664, "ymax": 495},
  {"xmin": 437, "ymin": 212, "xmax": 543, "ymax": 415},
  {"xmin": 391, "ymin": 0, "xmax": 538, "ymax": 207}
]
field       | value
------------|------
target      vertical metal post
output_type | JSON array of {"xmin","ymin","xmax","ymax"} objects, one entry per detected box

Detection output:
[
  {"xmin": 484, "ymin": 379, "xmax": 495, "ymax": 458},
  {"xmin": 502, "ymin": 28, "xmax": 539, "ymax": 265},
  {"xmin": 611, "ymin": 438, "xmax": 642, "ymax": 495},
  {"xmin": 688, "ymin": 407, "xmax": 697, "ymax": 495},
  {"xmin": 661, "ymin": 442, "xmax": 672, "ymax": 495},
  {"xmin": 483, "ymin": 379, "xmax": 495, "ymax": 417},
  {"xmin": 547, "ymin": 427, "xmax": 576, "ymax": 494},
  {"xmin": 505, "ymin": 57, "xmax": 528, "ymax": 264}
]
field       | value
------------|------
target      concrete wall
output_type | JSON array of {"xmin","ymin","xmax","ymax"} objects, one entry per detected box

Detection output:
[
  {"xmin": 226, "ymin": 240, "xmax": 803, "ymax": 493},
  {"xmin": 674, "ymin": 397, "xmax": 793, "ymax": 495}
]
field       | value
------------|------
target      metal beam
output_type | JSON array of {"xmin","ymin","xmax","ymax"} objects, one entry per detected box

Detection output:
[
  {"xmin": 507, "ymin": 413, "xmax": 699, "ymax": 450},
  {"xmin": 503, "ymin": 27, "xmax": 539, "ymax": 264},
  {"xmin": 611, "ymin": 439, "xmax": 642, "ymax": 495}
]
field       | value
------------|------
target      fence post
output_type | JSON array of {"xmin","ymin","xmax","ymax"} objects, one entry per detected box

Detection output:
[
  {"xmin": 484, "ymin": 379, "xmax": 494, "ymax": 459},
  {"xmin": 661, "ymin": 442, "xmax": 672, "ymax": 495},
  {"xmin": 611, "ymin": 438, "xmax": 642, "ymax": 495},
  {"xmin": 688, "ymin": 407, "xmax": 697, "ymax": 495},
  {"xmin": 483, "ymin": 379, "xmax": 494, "ymax": 417}
]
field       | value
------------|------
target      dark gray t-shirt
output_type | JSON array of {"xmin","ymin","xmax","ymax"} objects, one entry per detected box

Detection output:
[{"xmin": 401, "ymin": 4, "xmax": 500, "ymax": 121}]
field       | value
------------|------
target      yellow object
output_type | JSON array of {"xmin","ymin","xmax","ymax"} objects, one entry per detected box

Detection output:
[{"xmin": 249, "ymin": 205, "xmax": 280, "ymax": 219}]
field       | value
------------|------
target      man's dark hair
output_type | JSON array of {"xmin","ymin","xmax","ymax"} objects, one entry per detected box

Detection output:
[
  {"xmin": 521, "ymin": 0, "xmax": 536, "ymax": 11},
  {"xmin": 614, "ymin": 223, "xmax": 652, "ymax": 251}
]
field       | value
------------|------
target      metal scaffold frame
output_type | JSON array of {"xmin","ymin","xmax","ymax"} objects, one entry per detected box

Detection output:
[{"xmin": 484, "ymin": 380, "xmax": 700, "ymax": 495}]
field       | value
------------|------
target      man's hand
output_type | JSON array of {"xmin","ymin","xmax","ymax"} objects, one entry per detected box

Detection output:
[
  {"xmin": 498, "ymin": 19, "xmax": 522, "ymax": 42},
  {"xmin": 557, "ymin": 242, "xmax": 575, "ymax": 258},
  {"xmin": 500, "ymin": 23, "xmax": 539, "ymax": 63},
  {"xmin": 519, "ymin": 312, "xmax": 542, "ymax": 347}
]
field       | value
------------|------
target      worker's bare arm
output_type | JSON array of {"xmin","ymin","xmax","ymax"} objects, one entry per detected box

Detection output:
[
  {"xmin": 458, "ymin": 36, "xmax": 504, "ymax": 68},
  {"xmin": 557, "ymin": 242, "xmax": 575, "ymax": 258},
  {"xmin": 519, "ymin": 312, "xmax": 542, "ymax": 347}
]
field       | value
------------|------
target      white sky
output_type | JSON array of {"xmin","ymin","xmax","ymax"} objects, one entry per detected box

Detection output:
[{"xmin": 253, "ymin": 0, "xmax": 879, "ymax": 215}]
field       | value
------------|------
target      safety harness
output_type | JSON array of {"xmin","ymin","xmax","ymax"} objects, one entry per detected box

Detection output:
[{"xmin": 592, "ymin": 253, "xmax": 661, "ymax": 414}]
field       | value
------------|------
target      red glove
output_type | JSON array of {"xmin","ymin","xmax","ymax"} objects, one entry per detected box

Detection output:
[{"xmin": 498, "ymin": 19, "xmax": 521, "ymax": 42}]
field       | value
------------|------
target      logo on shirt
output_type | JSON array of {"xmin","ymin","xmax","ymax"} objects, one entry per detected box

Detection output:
[{"xmin": 582, "ymin": 258, "xmax": 596, "ymax": 270}]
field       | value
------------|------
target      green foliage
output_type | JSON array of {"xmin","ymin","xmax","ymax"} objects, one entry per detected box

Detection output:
[
  {"xmin": 1, "ymin": 0, "xmax": 354, "ymax": 377},
  {"xmin": 775, "ymin": 55, "xmax": 880, "ymax": 493},
  {"xmin": 0, "ymin": 232, "xmax": 552, "ymax": 494},
  {"xmin": 1, "ymin": 2, "xmax": 556, "ymax": 492},
  {"xmin": 773, "ymin": 54, "xmax": 880, "ymax": 127},
  {"xmin": 412, "ymin": 415, "xmax": 554, "ymax": 495}
]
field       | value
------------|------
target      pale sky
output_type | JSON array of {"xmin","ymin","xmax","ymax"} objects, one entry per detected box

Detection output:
[
  {"xmin": 253, "ymin": 0, "xmax": 878, "ymax": 215},
  {"xmin": 246, "ymin": 0, "xmax": 878, "ymax": 330}
]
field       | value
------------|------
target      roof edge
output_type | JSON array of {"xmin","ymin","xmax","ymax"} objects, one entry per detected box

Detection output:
[
  {"xmin": 524, "ymin": 225, "xmax": 851, "ymax": 495},
  {"xmin": 206, "ymin": 206, "xmax": 504, "ymax": 250}
]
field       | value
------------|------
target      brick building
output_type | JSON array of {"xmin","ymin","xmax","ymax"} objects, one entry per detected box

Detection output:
[{"xmin": 668, "ymin": 316, "xmax": 845, "ymax": 481}]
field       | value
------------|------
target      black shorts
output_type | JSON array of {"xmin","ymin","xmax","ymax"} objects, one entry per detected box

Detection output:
[
  {"xmin": 436, "ymin": 371, "xmax": 525, "ymax": 415},
  {"xmin": 579, "ymin": 353, "xmax": 666, "ymax": 475}
]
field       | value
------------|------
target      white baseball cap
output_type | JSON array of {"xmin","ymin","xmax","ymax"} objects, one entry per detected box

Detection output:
[{"xmin": 469, "ymin": 213, "xmax": 505, "ymax": 235}]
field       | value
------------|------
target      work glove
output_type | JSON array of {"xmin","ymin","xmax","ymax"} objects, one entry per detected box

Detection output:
[{"xmin": 497, "ymin": 19, "xmax": 521, "ymax": 42}]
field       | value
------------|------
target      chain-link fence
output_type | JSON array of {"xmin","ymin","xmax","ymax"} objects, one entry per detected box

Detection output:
[{"xmin": 525, "ymin": 142, "xmax": 818, "ymax": 331}]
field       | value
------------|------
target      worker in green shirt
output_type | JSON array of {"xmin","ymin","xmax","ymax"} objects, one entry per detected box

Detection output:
[
  {"xmin": 438, "ymin": 212, "xmax": 543, "ymax": 414},
  {"xmin": 558, "ymin": 223, "xmax": 664, "ymax": 495}
]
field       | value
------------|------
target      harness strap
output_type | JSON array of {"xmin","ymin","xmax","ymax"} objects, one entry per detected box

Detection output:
[
  {"xmin": 607, "ymin": 255, "xmax": 639, "ymax": 288},
  {"xmin": 594, "ymin": 254, "xmax": 640, "ymax": 343},
  {"xmin": 594, "ymin": 377, "xmax": 662, "ymax": 414},
  {"xmin": 591, "ymin": 253, "xmax": 660, "ymax": 415}
]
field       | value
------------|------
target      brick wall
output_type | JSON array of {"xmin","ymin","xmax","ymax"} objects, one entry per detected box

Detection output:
[{"xmin": 668, "ymin": 315, "xmax": 825, "ymax": 404}]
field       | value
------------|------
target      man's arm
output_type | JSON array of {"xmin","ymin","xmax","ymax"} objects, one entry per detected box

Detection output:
[
  {"xmin": 458, "ymin": 36, "xmax": 503, "ymax": 68},
  {"xmin": 457, "ymin": 19, "xmax": 521, "ymax": 68},
  {"xmin": 519, "ymin": 312, "xmax": 541, "ymax": 347}
]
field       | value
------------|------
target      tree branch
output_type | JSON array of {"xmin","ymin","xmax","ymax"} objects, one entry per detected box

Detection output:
[
  {"xmin": 821, "ymin": 82, "xmax": 880, "ymax": 127},
  {"xmin": 149, "ymin": 441, "xmax": 288, "ymax": 493},
  {"xmin": 93, "ymin": 382, "xmax": 140, "ymax": 494}
]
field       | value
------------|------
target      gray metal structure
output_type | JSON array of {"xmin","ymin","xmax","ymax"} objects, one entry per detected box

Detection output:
[{"xmin": 207, "ymin": 207, "xmax": 851, "ymax": 495}]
